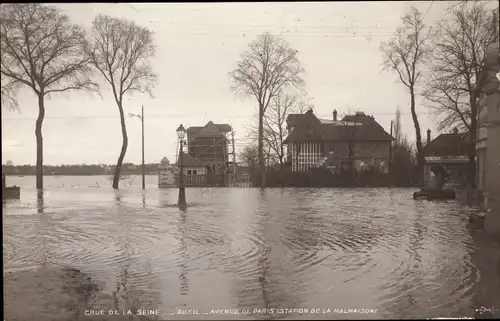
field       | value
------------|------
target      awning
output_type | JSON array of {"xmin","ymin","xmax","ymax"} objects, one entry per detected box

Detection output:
[{"xmin": 424, "ymin": 156, "xmax": 469, "ymax": 164}]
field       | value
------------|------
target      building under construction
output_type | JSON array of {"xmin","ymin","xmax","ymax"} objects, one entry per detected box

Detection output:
[
  {"xmin": 186, "ymin": 121, "xmax": 233, "ymax": 172},
  {"xmin": 166, "ymin": 121, "xmax": 245, "ymax": 187}
]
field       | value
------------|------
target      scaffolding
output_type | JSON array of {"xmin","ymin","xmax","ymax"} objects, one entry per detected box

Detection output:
[{"xmin": 169, "ymin": 123, "xmax": 239, "ymax": 187}]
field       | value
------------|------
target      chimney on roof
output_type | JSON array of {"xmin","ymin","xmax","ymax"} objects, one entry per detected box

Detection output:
[
  {"xmin": 453, "ymin": 127, "xmax": 458, "ymax": 134},
  {"xmin": 427, "ymin": 129, "xmax": 431, "ymax": 144},
  {"xmin": 333, "ymin": 109, "xmax": 337, "ymax": 121},
  {"xmin": 355, "ymin": 111, "xmax": 365, "ymax": 116}
]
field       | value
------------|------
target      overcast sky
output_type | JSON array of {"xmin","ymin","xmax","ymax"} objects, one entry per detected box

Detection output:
[{"xmin": 2, "ymin": 1, "xmax": 459, "ymax": 165}]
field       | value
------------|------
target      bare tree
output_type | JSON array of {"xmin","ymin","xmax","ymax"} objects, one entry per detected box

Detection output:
[
  {"xmin": 263, "ymin": 90, "xmax": 295, "ymax": 173},
  {"xmin": 380, "ymin": 7, "xmax": 432, "ymax": 187},
  {"xmin": 88, "ymin": 15, "xmax": 157, "ymax": 189},
  {"xmin": 239, "ymin": 145, "xmax": 258, "ymax": 167},
  {"xmin": 392, "ymin": 107, "xmax": 416, "ymax": 185},
  {"xmin": 295, "ymin": 89, "xmax": 314, "ymax": 113},
  {"xmin": 0, "ymin": 3, "xmax": 96, "ymax": 189},
  {"xmin": 424, "ymin": 2, "xmax": 498, "ymax": 187},
  {"xmin": 229, "ymin": 32, "xmax": 304, "ymax": 188},
  {"xmin": 1, "ymin": 76, "xmax": 20, "ymax": 111},
  {"xmin": 244, "ymin": 122, "xmax": 277, "ymax": 167},
  {"xmin": 245, "ymin": 89, "xmax": 312, "ymax": 173},
  {"xmin": 393, "ymin": 107, "xmax": 403, "ymax": 143}
]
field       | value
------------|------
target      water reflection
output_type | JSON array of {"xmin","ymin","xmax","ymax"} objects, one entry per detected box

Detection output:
[
  {"xmin": 158, "ymin": 191, "xmax": 170, "ymax": 208},
  {"xmin": 230, "ymin": 190, "xmax": 307, "ymax": 318},
  {"xmin": 37, "ymin": 189, "xmax": 44, "ymax": 214},
  {"xmin": 256, "ymin": 196, "xmax": 303, "ymax": 316},
  {"xmin": 114, "ymin": 190, "xmax": 122, "ymax": 204},
  {"xmin": 112, "ymin": 192, "xmax": 132, "ymax": 311},
  {"xmin": 390, "ymin": 203, "xmax": 427, "ymax": 316},
  {"xmin": 36, "ymin": 212, "xmax": 50, "ymax": 266},
  {"xmin": 3, "ymin": 186, "xmax": 499, "ymax": 319},
  {"xmin": 111, "ymin": 191, "xmax": 161, "ymax": 313},
  {"xmin": 409, "ymin": 204, "xmax": 426, "ymax": 269},
  {"xmin": 35, "ymin": 190, "xmax": 50, "ymax": 266},
  {"xmin": 256, "ymin": 213, "xmax": 271, "ymax": 313},
  {"xmin": 178, "ymin": 207, "xmax": 189, "ymax": 296}
]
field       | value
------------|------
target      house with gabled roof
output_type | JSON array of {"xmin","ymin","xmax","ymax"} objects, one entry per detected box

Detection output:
[
  {"xmin": 186, "ymin": 121, "xmax": 232, "ymax": 168},
  {"xmin": 422, "ymin": 128, "xmax": 470, "ymax": 189},
  {"xmin": 283, "ymin": 109, "xmax": 394, "ymax": 173},
  {"xmin": 170, "ymin": 151, "xmax": 209, "ymax": 187}
]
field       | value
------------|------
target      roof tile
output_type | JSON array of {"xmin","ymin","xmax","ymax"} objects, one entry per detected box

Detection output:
[
  {"xmin": 284, "ymin": 111, "xmax": 393, "ymax": 143},
  {"xmin": 423, "ymin": 133, "xmax": 469, "ymax": 157}
]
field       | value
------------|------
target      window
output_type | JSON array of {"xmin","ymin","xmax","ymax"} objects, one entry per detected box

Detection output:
[
  {"xmin": 193, "ymin": 170, "xmax": 197, "ymax": 175},
  {"xmin": 187, "ymin": 170, "xmax": 192, "ymax": 175}
]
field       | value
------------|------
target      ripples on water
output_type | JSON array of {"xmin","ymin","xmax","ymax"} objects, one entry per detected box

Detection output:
[{"xmin": 2, "ymin": 176, "xmax": 485, "ymax": 319}]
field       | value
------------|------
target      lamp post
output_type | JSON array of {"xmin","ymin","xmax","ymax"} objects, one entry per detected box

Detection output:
[
  {"xmin": 176, "ymin": 124, "xmax": 187, "ymax": 207},
  {"xmin": 129, "ymin": 106, "xmax": 145, "ymax": 190}
]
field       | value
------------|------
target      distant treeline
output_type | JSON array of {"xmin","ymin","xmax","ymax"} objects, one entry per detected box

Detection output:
[{"xmin": 2, "ymin": 163, "xmax": 159, "ymax": 176}]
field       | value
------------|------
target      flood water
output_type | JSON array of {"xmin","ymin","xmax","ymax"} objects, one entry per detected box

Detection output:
[{"xmin": 2, "ymin": 175, "xmax": 499, "ymax": 320}]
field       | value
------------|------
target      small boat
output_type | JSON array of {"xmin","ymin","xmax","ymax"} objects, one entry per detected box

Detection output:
[{"xmin": 413, "ymin": 188, "xmax": 456, "ymax": 200}]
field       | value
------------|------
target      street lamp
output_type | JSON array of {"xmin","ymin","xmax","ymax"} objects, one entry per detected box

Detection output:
[
  {"xmin": 176, "ymin": 124, "xmax": 187, "ymax": 207},
  {"xmin": 129, "ymin": 105, "xmax": 145, "ymax": 189}
]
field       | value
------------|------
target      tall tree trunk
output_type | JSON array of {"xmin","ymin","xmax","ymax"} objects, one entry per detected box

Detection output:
[
  {"xmin": 410, "ymin": 89, "xmax": 423, "ymax": 187},
  {"xmin": 279, "ymin": 143, "xmax": 284, "ymax": 174},
  {"xmin": 279, "ymin": 156, "xmax": 284, "ymax": 187},
  {"xmin": 258, "ymin": 106, "xmax": 266, "ymax": 188},
  {"xmin": 266, "ymin": 145, "xmax": 271, "ymax": 167},
  {"xmin": 36, "ymin": 94, "xmax": 45, "ymax": 190},
  {"xmin": 468, "ymin": 95, "xmax": 478, "ymax": 188},
  {"xmin": 113, "ymin": 101, "xmax": 128, "ymax": 189},
  {"xmin": 279, "ymin": 129, "xmax": 285, "ymax": 179}
]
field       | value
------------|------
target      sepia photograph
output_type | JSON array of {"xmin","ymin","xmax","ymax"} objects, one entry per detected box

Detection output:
[{"xmin": 1, "ymin": 1, "xmax": 500, "ymax": 320}]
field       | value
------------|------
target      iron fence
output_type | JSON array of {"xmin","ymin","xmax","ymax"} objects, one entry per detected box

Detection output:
[{"xmin": 172, "ymin": 173, "xmax": 252, "ymax": 188}]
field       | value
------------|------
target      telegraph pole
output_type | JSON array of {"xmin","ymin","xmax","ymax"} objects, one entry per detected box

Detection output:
[
  {"xmin": 389, "ymin": 120, "xmax": 393, "ymax": 177},
  {"xmin": 231, "ymin": 130, "xmax": 236, "ymax": 176},
  {"xmin": 141, "ymin": 105, "xmax": 145, "ymax": 190},
  {"xmin": 128, "ymin": 106, "xmax": 145, "ymax": 189}
]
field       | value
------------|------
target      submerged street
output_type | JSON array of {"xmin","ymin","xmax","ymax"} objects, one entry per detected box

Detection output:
[
  {"xmin": 3, "ymin": 176, "xmax": 500, "ymax": 320},
  {"xmin": 3, "ymin": 1, "xmax": 500, "ymax": 320}
]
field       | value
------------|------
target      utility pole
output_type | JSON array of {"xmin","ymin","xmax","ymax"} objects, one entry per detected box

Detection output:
[
  {"xmin": 231, "ymin": 130, "xmax": 236, "ymax": 177},
  {"xmin": 389, "ymin": 120, "xmax": 393, "ymax": 177},
  {"xmin": 129, "ymin": 106, "xmax": 146, "ymax": 189},
  {"xmin": 141, "ymin": 105, "xmax": 145, "ymax": 190}
]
